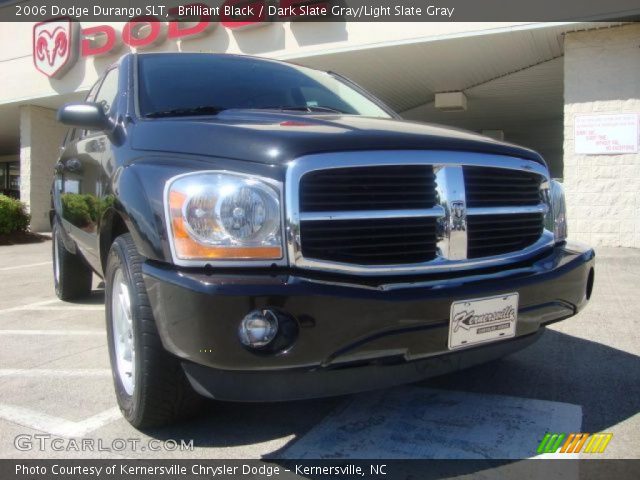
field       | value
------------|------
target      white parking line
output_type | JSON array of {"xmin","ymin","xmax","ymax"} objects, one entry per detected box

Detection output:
[
  {"xmin": 0, "ymin": 330, "xmax": 103, "ymax": 336},
  {"xmin": 0, "ymin": 261, "xmax": 52, "ymax": 272},
  {"xmin": 0, "ymin": 299, "xmax": 60, "ymax": 312},
  {"xmin": 0, "ymin": 404, "xmax": 121, "ymax": 437},
  {"xmin": 281, "ymin": 387, "xmax": 582, "ymax": 459},
  {"xmin": 0, "ymin": 369, "xmax": 111, "ymax": 377},
  {"xmin": 0, "ymin": 299, "xmax": 103, "ymax": 315},
  {"xmin": 14, "ymin": 306, "xmax": 104, "ymax": 312}
]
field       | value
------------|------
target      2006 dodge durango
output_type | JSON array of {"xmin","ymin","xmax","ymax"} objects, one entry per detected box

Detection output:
[{"xmin": 51, "ymin": 52, "xmax": 595, "ymax": 427}]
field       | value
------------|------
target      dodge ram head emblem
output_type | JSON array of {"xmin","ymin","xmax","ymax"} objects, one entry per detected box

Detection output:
[
  {"xmin": 450, "ymin": 200, "xmax": 465, "ymax": 219},
  {"xmin": 33, "ymin": 19, "xmax": 78, "ymax": 78}
]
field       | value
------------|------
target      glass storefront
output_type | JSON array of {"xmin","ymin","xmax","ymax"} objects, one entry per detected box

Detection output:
[{"xmin": 0, "ymin": 161, "xmax": 20, "ymax": 198}]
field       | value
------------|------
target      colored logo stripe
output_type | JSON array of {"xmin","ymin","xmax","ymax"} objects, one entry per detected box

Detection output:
[
  {"xmin": 584, "ymin": 433, "xmax": 613, "ymax": 453},
  {"xmin": 560, "ymin": 433, "xmax": 589, "ymax": 453},
  {"xmin": 538, "ymin": 432, "xmax": 613, "ymax": 454},
  {"xmin": 537, "ymin": 433, "xmax": 566, "ymax": 454}
]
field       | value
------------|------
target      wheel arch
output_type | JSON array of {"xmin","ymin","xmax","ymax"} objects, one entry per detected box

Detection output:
[{"xmin": 98, "ymin": 164, "xmax": 170, "ymax": 275}]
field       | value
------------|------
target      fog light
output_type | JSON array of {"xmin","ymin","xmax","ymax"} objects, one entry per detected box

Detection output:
[{"xmin": 238, "ymin": 309, "xmax": 279, "ymax": 348}]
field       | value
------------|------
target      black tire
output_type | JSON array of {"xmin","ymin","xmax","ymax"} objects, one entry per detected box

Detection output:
[
  {"xmin": 52, "ymin": 222, "xmax": 93, "ymax": 301},
  {"xmin": 105, "ymin": 233, "xmax": 203, "ymax": 428}
]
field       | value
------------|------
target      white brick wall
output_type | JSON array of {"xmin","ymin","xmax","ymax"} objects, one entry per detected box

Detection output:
[
  {"xmin": 563, "ymin": 24, "xmax": 640, "ymax": 248},
  {"xmin": 19, "ymin": 105, "xmax": 67, "ymax": 232}
]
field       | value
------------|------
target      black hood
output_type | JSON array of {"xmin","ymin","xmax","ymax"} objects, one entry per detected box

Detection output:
[{"xmin": 130, "ymin": 110, "xmax": 545, "ymax": 166}]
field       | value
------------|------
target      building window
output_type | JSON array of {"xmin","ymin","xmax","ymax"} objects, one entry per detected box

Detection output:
[
  {"xmin": 8, "ymin": 162, "xmax": 20, "ymax": 190},
  {"xmin": 0, "ymin": 162, "xmax": 20, "ymax": 198}
]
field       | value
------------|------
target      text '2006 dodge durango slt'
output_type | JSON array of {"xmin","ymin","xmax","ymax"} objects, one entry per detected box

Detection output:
[{"xmin": 51, "ymin": 53, "xmax": 595, "ymax": 427}]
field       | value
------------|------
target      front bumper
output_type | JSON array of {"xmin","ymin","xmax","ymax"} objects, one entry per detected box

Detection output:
[{"xmin": 143, "ymin": 242, "xmax": 594, "ymax": 401}]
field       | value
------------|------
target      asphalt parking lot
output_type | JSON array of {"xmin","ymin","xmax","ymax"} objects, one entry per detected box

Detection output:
[{"xmin": 0, "ymin": 240, "xmax": 638, "ymax": 460}]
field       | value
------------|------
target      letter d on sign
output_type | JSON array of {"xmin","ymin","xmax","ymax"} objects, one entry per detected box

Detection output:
[
  {"xmin": 81, "ymin": 25, "xmax": 119, "ymax": 56},
  {"xmin": 122, "ymin": 16, "xmax": 166, "ymax": 48}
]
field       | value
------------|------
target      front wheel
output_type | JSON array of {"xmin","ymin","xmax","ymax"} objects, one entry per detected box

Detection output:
[{"xmin": 105, "ymin": 233, "xmax": 203, "ymax": 428}]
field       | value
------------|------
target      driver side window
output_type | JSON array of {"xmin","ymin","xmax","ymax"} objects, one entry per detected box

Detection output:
[
  {"xmin": 95, "ymin": 68, "xmax": 119, "ymax": 115},
  {"xmin": 71, "ymin": 79, "xmax": 102, "ymax": 141},
  {"xmin": 79, "ymin": 68, "xmax": 119, "ymax": 138}
]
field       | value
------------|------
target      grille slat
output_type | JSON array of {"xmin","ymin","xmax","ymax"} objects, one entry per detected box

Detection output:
[
  {"xmin": 300, "ymin": 221, "xmax": 437, "ymax": 233},
  {"xmin": 303, "ymin": 238, "xmax": 434, "ymax": 249},
  {"xmin": 467, "ymin": 213, "xmax": 544, "ymax": 258},
  {"xmin": 466, "ymin": 179, "xmax": 540, "ymax": 186},
  {"xmin": 307, "ymin": 173, "xmax": 433, "ymax": 180},
  {"xmin": 465, "ymin": 181, "xmax": 539, "ymax": 187},
  {"xmin": 464, "ymin": 166, "xmax": 542, "ymax": 208},
  {"xmin": 466, "ymin": 199, "xmax": 541, "ymax": 206},
  {"xmin": 301, "ymin": 231, "xmax": 434, "ymax": 242},
  {"xmin": 304, "ymin": 191, "xmax": 435, "ymax": 197},
  {"xmin": 300, "ymin": 165, "xmax": 436, "ymax": 212},
  {"xmin": 300, "ymin": 217, "xmax": 438, "ymax": 265},
  {"xmin": 463, "ymin": 189, "xmax": 540, "ymax": 195},
  {"xmin": 304, "ymin": 182, "xmax": 430, "ymax": 188},
  {"xmin": 469, "ymin": 231, "xmax": 540, "ymax": 242},
  {"xmin": 302, "ymin": 200, "xmax": 436, "ymax": 208},
  {"xmin": 467, "ymin": 216, "xmax": 541, "ymax": 225},
  {"xmin": 470, "ymin": 226, "xmax": 541, "ymax": 234}
]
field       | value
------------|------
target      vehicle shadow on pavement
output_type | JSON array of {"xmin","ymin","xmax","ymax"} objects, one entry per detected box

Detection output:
[
  {"xmin": 140, "ymin": 396, "xmax": 345, "ymax": 449},
  {"xmin": 424, "ymin": 328, "xmax": 640, "ymax": 434},
  {"xmin": 67, "ymin": 290, "xmax": 105, "ymax": 306},
  {"xmin": 140, "ymin": 328, "xmax": 639, "ymax": 456}
]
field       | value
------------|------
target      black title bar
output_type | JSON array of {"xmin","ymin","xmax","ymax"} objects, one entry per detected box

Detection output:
[
  {"xmin": 2, "ymin": 0, "xmax": 640, "ymax": 22},
  {"xmin": 2, "ymin": 459, "xmax": 640, "ymax": 480}
]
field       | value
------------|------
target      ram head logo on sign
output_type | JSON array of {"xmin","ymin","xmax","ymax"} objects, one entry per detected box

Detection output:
[{"xmin": 33, "ymin": 19, "xmax": 79, "ymax": 78}]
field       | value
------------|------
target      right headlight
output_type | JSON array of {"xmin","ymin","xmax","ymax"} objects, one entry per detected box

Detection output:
[
  {"xmin": 544, "ymin": 179, "xmax": 568, "ymax": 243},
  {"xmin": 165, "ymin": 171, "xmax": 283, "ymax": 263}
]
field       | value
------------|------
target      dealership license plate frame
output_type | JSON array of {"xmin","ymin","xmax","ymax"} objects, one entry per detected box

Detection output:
[{"xmin": 448, "ymin": 293, "xmax": 519, "ymax": 350}]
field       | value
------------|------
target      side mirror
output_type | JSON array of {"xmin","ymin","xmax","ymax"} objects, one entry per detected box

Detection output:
[{"xmin": 57, "ymin": 102, "xmax": 111, "ymax": 131}]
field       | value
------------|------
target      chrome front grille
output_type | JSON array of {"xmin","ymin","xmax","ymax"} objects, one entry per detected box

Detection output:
[{"xmin": 286, "ymin": 151, "xmax": 554, "ymax": 275}]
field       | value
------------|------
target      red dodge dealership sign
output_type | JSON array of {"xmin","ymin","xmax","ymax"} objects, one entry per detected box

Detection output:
[{"xmin": 33, "ymin": 1, "xmax": 329, "ymax": 78}]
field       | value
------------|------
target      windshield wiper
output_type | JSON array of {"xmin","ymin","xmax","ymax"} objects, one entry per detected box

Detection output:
[
  {"xmin": 144, "ymin": 105, "xmax": 226, "ymax": 118},
  {"xmin": 258, "ymin": 105, "xmax": 348, "ymax": 114},
  {"xmin": 145, "ymin": 105, "xmax": 348, "ymax": 117}
]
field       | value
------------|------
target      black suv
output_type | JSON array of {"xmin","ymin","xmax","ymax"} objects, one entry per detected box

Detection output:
[{"xmin": 52, "ymin": 53, "xmax": 594, "ymax": 427}]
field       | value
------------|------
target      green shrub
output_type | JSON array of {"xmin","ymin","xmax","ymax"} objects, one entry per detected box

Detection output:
[
  {"xmin": 60, "ymin": 193, "xmax": 111, "ymax": 227},
  {"xmin": 61, "ymin": 193, "xmax": 93, "ymax": 227},
  {"xmin": 83, "ymin": 194, "xmax": 100, "ymax": 223},
  {"xmin": 0, "ymin": 195, "xmax": 30, "ymax": 235}
]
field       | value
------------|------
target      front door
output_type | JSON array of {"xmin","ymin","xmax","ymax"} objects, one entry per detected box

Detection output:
[{"xmin": 56, "ymin": 67, "xmax": 119, "ymax": 271}]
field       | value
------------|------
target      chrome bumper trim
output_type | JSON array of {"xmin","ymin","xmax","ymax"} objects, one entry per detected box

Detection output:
[{"xmin": 299, "ymin": 207, "xmax": 445, "ymax": 222}]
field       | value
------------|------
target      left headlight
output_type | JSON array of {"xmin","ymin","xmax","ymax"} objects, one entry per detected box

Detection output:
[
  {"xmin": 544, "ymin": 179, "xmax": 568, "ymax": 243},
  {"xmin": 165, "ymin": 172, "xmax": 283, "ymax": 263}
]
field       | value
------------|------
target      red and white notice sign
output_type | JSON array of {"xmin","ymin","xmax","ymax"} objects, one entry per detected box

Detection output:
[{"xmin": 575, "ymin": 113, "xmax": 639, "ymax": 154}]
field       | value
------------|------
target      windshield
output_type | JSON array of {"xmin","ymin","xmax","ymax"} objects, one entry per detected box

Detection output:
[{"xmin": 137, "ymin": 54, "xmax": 392, "ymax": 119}]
